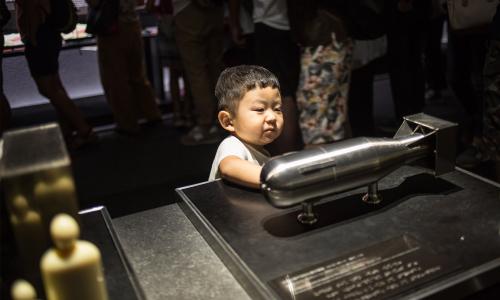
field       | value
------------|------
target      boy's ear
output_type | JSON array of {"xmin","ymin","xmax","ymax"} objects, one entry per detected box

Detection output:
[{"xmin": 218, "ymin": 110, "xmax": 235, "ymax": 132}]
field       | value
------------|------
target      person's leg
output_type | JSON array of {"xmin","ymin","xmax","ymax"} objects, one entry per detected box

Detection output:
[
  {"xmin": 423, "ymin": 16, "xmax": 446, "ymax": 96},
  {"xmin": 174, "ymin": 4, "xmax": 220, "ymax": 129},
  {"xmin": 33, "ymin": 74, "xmax": 92, "ymax": 137},
  {"xmin": 349, "ymin": 63, "xmax": 375, "ymax": 137},
  {"xmin": 469, "ymin": 34, "xmax": 488, "ymax": 137},
  {"xmin": 174, "ymin": 4, "xmax": 224, "ymax": 144},
  {"xmin": 407, "ymin": 24, "xmax": 426, "ymax": 115},
  {"xmin": 449, "ymin": 30, "xmax": 488, "ymax": 167},
  {"xmin": 97, "ymin": 27, "xmax": 140, "ymax": 133},
  {"xmin": 254, "ymin": 23, "xmax": 303, "ymax": 155},
  {"xmin": 124, "ymin": 20, "xmax": 162, "ymax": 123},
  {"xmin": 388, "ymin": 27, "xmax": 425, "ymax": 121},
  {"xmin": 276, "ymin": 35, "xmax": 303, "ymax": 152},
  {"xmin": 205, "ymin": 5, "xmax": 224, "ymax": 109},
  {"xmin": 447, "ymin": 30, "xmax": 484, "ymax": 147},
  {"xmin": 23, "ymin": 23, "xmax": 93, "ymax": 139},
  {"xmin": 387, "ymin": 2, "xmax": 426, "ymax": 122},
  {"xmin": 275, "ymin": 95, "xmax": 302, "ymax": 153}
]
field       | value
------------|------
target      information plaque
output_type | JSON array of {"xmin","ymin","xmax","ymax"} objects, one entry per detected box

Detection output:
[{"xmin": 270, "ymin": 235, "xmax": 458, "ymax": 300}]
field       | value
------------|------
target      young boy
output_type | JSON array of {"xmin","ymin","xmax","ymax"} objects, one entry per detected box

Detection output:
[{"xmin": 208, "ymin": 65, "xmax": 284, "ymax": 188}]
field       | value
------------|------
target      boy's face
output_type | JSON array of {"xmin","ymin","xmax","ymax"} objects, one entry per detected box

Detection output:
[{"xmin": 220, "ymin": 86, "xmax": 284, "ymax": 148}]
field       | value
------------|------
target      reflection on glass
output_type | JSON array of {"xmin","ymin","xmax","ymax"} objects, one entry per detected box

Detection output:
[
  {"xmin": 284, "ymin": 275, "xmax": 297, "ymax": 300},
  {"xmin": 9, "ymin": 193, "xmax": 47, "ymax": 280}
]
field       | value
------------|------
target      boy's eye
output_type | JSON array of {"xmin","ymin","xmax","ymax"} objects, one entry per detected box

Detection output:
[
  {"xmin": 274, "ymin": 107, "xmax": 282, "ymax": 112},
  {"xmin": 252, "ymin": 107, "xmax": 265, "ymax": 112}
]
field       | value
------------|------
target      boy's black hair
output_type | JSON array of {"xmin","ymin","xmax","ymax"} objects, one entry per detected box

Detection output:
[{"xmin": 215, "ymin": 65, "xmax": 280, "ymax": 115}]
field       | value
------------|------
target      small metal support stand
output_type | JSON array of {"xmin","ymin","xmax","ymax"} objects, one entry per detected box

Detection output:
[
  {"xmin": 297, "ymin": 202, "xmax": 318, "ymax": 225},
  {"xmin": 362, "ymin": 182, "xmax": 382, "ymax": 204}
]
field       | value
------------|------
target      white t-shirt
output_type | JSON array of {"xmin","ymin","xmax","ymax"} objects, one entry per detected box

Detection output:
[
  {"xmin": 208, "ymin": 135, "xmax": 270, "ymax": 181},
  {"xmin": 253, "ymin": 0, "xmax": 290, "ymax": 31}
]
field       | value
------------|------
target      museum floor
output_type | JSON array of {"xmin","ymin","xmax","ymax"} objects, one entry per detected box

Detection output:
[{"xmin": 6, "ymin": 74, "xmax": 498, "ymax": 219}]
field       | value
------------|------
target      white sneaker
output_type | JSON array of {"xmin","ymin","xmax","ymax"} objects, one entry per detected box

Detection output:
[{"xmin": 180, "ymin": 125, "xmax": 220, "ymax": 146}]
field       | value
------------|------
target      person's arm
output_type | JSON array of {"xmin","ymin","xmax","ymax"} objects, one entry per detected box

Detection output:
[{"xmin": 218, "ymin": 155, "xmax": 262, "ymax": 189}]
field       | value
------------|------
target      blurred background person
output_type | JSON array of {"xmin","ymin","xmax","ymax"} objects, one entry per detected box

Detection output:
[
  {"xmin": 15, "ymin": 0, "xmax": 96, "ymax": 148},
  {"xmin": 288, "ymin": 1, "xmax": 353, "ymax": 146},
  {"xmin": 447, "ymin": 7, "xmax": 489, "ymax": 167},
  {"xmin": 173, "ymin": 0, "xmax": 225, "ymax": 145},
  {"xmin": 423, "ymin": 0, "xmax": 447, "ymax": 104},
  {"xmin": 348, "ymin": 36, "xmax": 387, "ymax": 137},
  {"xmin": 158, "ymin": 15, "xmax": 194, "ymax": 129},
  {"xmin": 230, "ymin": 0, "xmax": 303, "ymax": 155},
  {"xmin": 386, "ymin": 0, "xmax": 428, "ymax": 123},
  {"xmin": 148, "ymin": 0, "xmax": 195, "ymax": 128},
  {"xmin": 225, "ymin": 0, "xmax": 254, "ymax": 67},
  {"xmin": 289, "ymin": 0, "xmax": 387, "ymax": 143},
  {"xmin": 89, "ymin": 0, "xmax": 163, "ymax": 136}
]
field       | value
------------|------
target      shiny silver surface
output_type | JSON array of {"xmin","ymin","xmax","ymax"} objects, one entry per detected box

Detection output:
[{"xmin": 261, "ymin": 113, "xmax": 458, "ymax": 208}]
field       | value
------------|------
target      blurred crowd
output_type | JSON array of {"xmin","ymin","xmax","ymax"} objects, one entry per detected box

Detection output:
[{"xmin": 0, "ymin": 0, "xmax": 499, "ymax": 178}]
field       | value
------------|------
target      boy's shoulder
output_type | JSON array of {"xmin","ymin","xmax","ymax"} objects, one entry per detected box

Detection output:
[
  {"xmin": 218, "ymin": 135, "xmax": 270, "ymax": 164},
  {"xmin": 218, "ymin": 135, "xmax": 245, "ymax": 150},
  {"xmin": 217, "ymin": 135, "xmax": 254, "ymax": 156}
]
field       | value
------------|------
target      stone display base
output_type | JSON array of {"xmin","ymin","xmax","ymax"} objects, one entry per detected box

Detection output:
[{"xmin": 176, "ymin": 166, "xmax": 500, "ymax": 300}]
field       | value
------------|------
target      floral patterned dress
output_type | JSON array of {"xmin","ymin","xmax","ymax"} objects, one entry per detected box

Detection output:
[{"xmin": 296, "ymin": 33, "xmax": 353, "ymax": 145}]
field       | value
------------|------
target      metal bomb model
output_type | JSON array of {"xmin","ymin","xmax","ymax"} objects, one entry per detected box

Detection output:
[{"xmin": 260, "ymin": 113, "xmax": 457, "ymax": 224}]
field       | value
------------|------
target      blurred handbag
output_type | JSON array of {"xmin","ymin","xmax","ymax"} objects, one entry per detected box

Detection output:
[{"xmin": 447, "ymin": 0, "xmax": 500, "ymax": 31}]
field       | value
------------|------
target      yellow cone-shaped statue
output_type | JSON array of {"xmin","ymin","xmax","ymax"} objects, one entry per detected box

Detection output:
[
  {"xmin": 40, "ymin": 214, "xmax": 108, "ymax": 300},
  {"xmin": 11, "ymin": 279, "xmax": 37, "ymax": 300}
]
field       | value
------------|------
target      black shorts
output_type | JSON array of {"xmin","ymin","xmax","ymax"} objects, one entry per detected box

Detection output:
[
  {"xmin": 253, "ymin": 23, "xmax": 300, "ymax": 98},
  {"xmin": 24, "ymin": 24, "xmax": 62, "ymax": 78}
]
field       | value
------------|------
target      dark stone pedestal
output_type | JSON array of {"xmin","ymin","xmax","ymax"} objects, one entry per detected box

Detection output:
[{"xmin": 176, "ymin": 166, "xmax": 500, "ymax": 300}]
